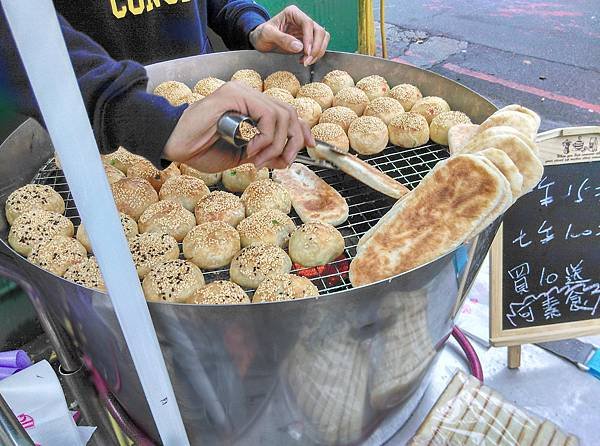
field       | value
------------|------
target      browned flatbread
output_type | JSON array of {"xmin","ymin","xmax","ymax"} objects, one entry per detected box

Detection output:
[
  {"xmin": 272, "ymin": 163, "xmax": 349, "ymax": 226},
  {"xmin": 448, "ymin": 123, "xmax": 480, "ymax": 154},
  {"xmin": 350, "ymin": 154, "xmax": 505, "ymax": 287},
  {"xmin": 477, "ymin": 110, "xmax": 538, "ymax": 142},
  {"xmin": 459, "ymin": 125, "xmax": 538, "ymax": 155},
  {"xmin": 460, "ymin": 133, "xmax": 543, "ymax": 194},
  {"xmin": 497, "ymin": 104, "xmax": 541, "ymax": 129},
  {"xmin": 477, "ymin": 148, "xmax": 524, "ymax": 198}
]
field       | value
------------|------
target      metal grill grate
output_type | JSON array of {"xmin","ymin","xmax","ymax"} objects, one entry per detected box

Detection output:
[{"xmin": 31, "ymin": 143, "xmax": 449, "ymax": 296}]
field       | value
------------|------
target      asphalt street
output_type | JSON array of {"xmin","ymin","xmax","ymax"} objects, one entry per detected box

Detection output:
[{"xmin": 375, "ymin": 0, "xmax": 600, "ymax": 130}]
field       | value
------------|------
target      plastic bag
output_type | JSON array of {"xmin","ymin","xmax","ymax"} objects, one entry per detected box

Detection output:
[
  {"xmin": 0, "ymin": 360, "xmax": 95, "ymax": 445},
  {"xmin": 410, "ymin": 370, "xmax": 579, "ymax": 445}
]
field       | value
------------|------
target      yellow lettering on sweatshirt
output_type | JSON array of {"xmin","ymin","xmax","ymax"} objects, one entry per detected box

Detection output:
[{"xmin": 109, "ymin": 0, "xmax": 127, "ymax": 18}]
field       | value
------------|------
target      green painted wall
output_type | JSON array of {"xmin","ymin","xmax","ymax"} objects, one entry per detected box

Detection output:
[{"xmin": 260, "ymin": 1, "xmax": 358, "ymax": 53}]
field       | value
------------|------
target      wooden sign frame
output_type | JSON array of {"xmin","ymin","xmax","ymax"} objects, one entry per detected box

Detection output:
[{"xmin": 490, "ymin": 126, "xmax": 600, "ymax": 367}]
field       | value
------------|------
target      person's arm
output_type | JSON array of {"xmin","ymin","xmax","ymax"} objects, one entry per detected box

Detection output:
[
  {"xmin": 0, "ymin": 10, "xmax": 185, "ymax": 167},
  {"xmin": 206, "ymin": 0, "xmax": 270, "ymax": 50}
]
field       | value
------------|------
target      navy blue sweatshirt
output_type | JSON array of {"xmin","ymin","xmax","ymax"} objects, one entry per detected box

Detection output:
[{"xmin": 0, "ymin": 1, "xmax": 270, "ymax": 166}]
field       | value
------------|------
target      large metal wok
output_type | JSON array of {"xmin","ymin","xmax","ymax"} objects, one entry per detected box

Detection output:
[{"xmin": 0, "ymin": 51, "xmax": 497, "ymax": 445}]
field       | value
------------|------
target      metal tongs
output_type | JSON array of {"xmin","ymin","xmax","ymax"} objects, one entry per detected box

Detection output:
[{"xmin": 216, "ymin": 112, "xmax": 410, "ymax": 199}]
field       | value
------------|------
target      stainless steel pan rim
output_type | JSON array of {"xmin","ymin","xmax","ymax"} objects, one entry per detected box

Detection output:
[{"xmin": 0, "ymin": 51, "xmax": 500, "ymax": 445}]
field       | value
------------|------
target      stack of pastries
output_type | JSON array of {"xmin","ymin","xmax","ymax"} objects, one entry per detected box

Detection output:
[{"xmin": 6, "ymin": 147, "xmax": 350, "ymax": 304}]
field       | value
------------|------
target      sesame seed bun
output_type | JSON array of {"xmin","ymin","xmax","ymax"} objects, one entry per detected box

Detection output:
[
  {"xmin": 5, "ymin": 184, "xmax": 65, "ymax": 225},
  {"xmin": 253, "ymin": 273, "xmax": 319, "ymax": 302},
  {"xmin": 188, "ymin": 280, "xmax": 250, "ymax": 305},
  {"xmin": 222, "ymin": 163, "xmax": 269, "ymax": 193},
  {"xmin": 411, "ymin": 96, "xmax": 451, "ymax": 124},
  {"xmin": 240, "ymin": 179, "xmax": 292, "ymax": 216},
  {"xmin": 179, "ymin": 164, "xmax": 222, "ymax": 186},
  {"xmin": 356, "ymin": 75, "xmax": 390, "ymax": 101},
  {"xmin": 138, "ymin": 201, "xmax": 196, "ymax": 242},
  {"xmin": 231, "ymin": 69, "xmax": 263, "ymax": 91},
  {"xmin": 237, "ymin": 209, "xmax": 296, "ymax": 248},
  {"xmin": 193, "ymin": 77, "xmax": 225, "ymax": 96},
  {"xmin": 319, "ymin": 106, "xmax": 358, "ymax": 132},
  {"xmin": 264, "ymin": 71, "xmax": 301, "ymax": 96},
  {"xmin": 348, "ymin": 116, "xmax": 389, "ymax": 155},
  {"xmin": 333, "ymin": 87, "xmax": 370, "ymax": 116},
  {"xmin": 111, "ymin": 177, "xmax": 158, "ymax": 221},
  {"xmin": 388, "ymin": 112, "xmax": 430, "ymax": 148},
  {"xmin": 230, "ymin": 244, "xmax": 292, "ymax": 289},
  {"xmin": 142, "ymin": 259, "xmax": 205, "ymax": 303},
  {"xmin": 195, "ymin": 191, "xmax": 246, "ymax": 228},
  {"xmin": 288, "ymin": 222, "xmax": 345, "ymax": 267},
  {"xmin": 28, "ymin": 235, "xmax": 87, "ymax": 276},
  {"xmin": 183, "ymin": 221, "xmax": 240, "ymax": 270},
  {"xmin": 63, "ymin": 256, "xmax": 106, "ymax": 292},
  {"xmin": 128, "ymin": 232, "xmax": 180, "ymax": 279},
  {"xmin": 9, "ymin": 209, "xmax": 74, "ymax": 256},
  {"xmin": 297, "ymin": 82, "xmax": 334, "ymax": 110},
  {"xmin": 159, "ymin": 175, "xmax": 210, "ymax": 212},
  {"xmin": 322, "ymin": 70, "xmax": 355, "ymax": 95},
  {"xmin": 153, "ymin": 81, "xmax": 193, "ymax": 106}
]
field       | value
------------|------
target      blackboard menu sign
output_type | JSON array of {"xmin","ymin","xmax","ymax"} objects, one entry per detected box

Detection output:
[{"xmin": 491, "ymin": 127, "xmax": 600, "ymax": 347}]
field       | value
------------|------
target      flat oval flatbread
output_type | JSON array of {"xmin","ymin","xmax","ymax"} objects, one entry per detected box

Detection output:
[
  {"xmin": 460, "ymin": 126, "xmax": 538, "ymax": 155},
  {"xmin": 448, "ymin": 123, "xmax": 480, "ymax": 155},
  {"xmin": 476, "ymin": 148, "xmax": 523, "ymax": 199},
  {"xmin": 272, "ymin": 163, "xmax": 349, "ymax": 226},
  {"xmin": 477, "ymin": 110, "xmax": 538, "ymax": 141},
  {"xmin": 350, "ymin": 154, "xmax": 506, "ymax": 287},
  {"xmin": 497, "ymin": 104, "xmax": 541, "ymax": 129},
  {"xmin": 460, "ymin": 133, "xmax": 543, "ymax": 194}
]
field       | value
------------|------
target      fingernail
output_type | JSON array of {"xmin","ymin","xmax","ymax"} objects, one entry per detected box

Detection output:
[
  {"xmin": 303, "ymin": 56, "xmax": 313, "ymax": 67},
  {"xmin": 291, "ymin": 40, "xmax": 303, "ymax": 52}
]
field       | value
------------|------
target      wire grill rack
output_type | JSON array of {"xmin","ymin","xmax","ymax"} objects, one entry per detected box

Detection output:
[{"xmin": 31, "ymin": 143, "xmax": 449, "ymax": 296}]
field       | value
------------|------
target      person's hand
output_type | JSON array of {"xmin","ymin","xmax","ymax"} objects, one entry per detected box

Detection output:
[
  {"xmin": 163, "ymin": 81, "xmax": 315, "ymax": 173},
  {"xmin": 249, "ymin": 5, "xmax": 330, "ymax": 66}
]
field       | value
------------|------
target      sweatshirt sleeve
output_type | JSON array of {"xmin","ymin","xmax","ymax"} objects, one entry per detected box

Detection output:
[
  {"xmin": 0, "ymin": 10, "xmax": 185, "ymax": 168},
  {"xmin": 207, "ymin": 0, "xmax": 270, "ymax": 50}
]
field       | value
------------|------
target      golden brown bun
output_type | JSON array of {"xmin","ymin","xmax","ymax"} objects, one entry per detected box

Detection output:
[
  {"xmin": 240, "ymin": 179, "xmax": 292, "ymax": 216},
  {"xmin": 153, "ymin": 81, "xmax": 193, "ymax": 106},
  {"xmin": 310, "ymin": 123, "xmax": 350, "ymax": 158},
  {"xmin": 297, "ymin": 82, "xmax": 334, "ymax": 110},
  {"xmin": 188, "ymin": 280, "xmax": 250, "ymax": 305},
  {"xmin": 253, "ymin": 274, "xmax": 319, "ymax": 302},
  {"xmin": 222, "ymin": 163, "xmax": 269, "ymax": 193},
  {"xmin": 388, "ymin": 112, "xmax": 430, "ymax": 148},
  {"xmin": 138, "ymin": 200, "xmax": 196, "ymax": 242},
  {"xmin": 111, "ymin": 177, "xmax": 158, "ymax": 220},
  {"xmin": 289, "ymin": 222, "xmax": 345, "ymax": 267},
  {"xmin": 231, "ymin": 69, "xmax": 263, "ymax": 91},
  {"xmin": 356, "ymin": 75, "xmax": 390, "ymax": 101},
  {"xmin": 333, "ymin": 87, "xmax": 370, "ymax": 116},
  {"xmin": 193, "ymin": 77, "xmax": 225, "ymax": 96},
  {"xmin": 9, "ymin": 209, "xmax": 74, "ymax": 256},
  {"xmin": 127, "ymin": 158, "xmax": 180, "ymax": 192},
  {"xmin": 237, "ymin": 209, "xmax": 296, "ymax": 248},
  {"xmin": 429, "ymin": 111, "xmax": 472, "ymax": 145},
  {"xmin": 264, "ymin": 71, "xmax": 301, "ymax": 96},
  {"xmin": 159, "ymin": 175, "xmax": 210, "ymax": 212},
  {"xmin": 263, "ymin": 87, "xmax": 295, "ymax": 104},
  {"xmin": 194, "ymin": 191, "xmax": 246, "ymax": 227},
  {"xmin": 319, "ymin": 106, "xmax": 358, "ymax": 132},
  {"xmin": 77, "ymin": 212, "xmax": 138, "ymax": 253},
  {"xmin": 348, "ymin": 116, "xmax": 389, "ymax": 155},
  {"xmin": 411, "ymin": 96, "xmax": 451, "ymax": 124},
  {"xmin": 183, "ymin": 221, "xmax": 240, "ymax": 270},
  {"xmin": 290, "ymin": 97, "xmax": 322, "ymax": 127},
  {"xmin": 387, "ymin": 84, "xmax": 423, "ymax": 111},
  {"xmin": 230, "ymin": 244, "xmax": 292, "ymax": 289},
  {"xmin": 187, "ymin": 93, "xmax": 204, "ymax": 104},
  {"xmin": 322, "ymin": 70, "xmax": 355, "ymax": 95},
  {"xmin": 63, "ymin": 257, "xmax": 106, "ymax": 292},
  {"xmin": 28, "ymin": 235, "xmax": 87, "ymax": 276},
  {"xmin": 179, "ymin": 163, "xmax": 222, "ymax": 186},
  {"xmin": 5, "ymin": 184, "xmax": 65, "ymax": 225},
  {"xmin": 101, "ymin": 147, "xmax": 145, "ymax": 174},
  {"xmin": 364, "ymin": 96, "xmax": 405, "ymax": 125},
  {"xmin": 128, "ymin": 232, "xmax": 180, "ymax": 278},
  {"xmin": 142, "ymin": 259, "xmax": 205, "ymax": 303},
  {"xmin": 104, "ymin": 163, "xmax": 126, "ymax": 185}
]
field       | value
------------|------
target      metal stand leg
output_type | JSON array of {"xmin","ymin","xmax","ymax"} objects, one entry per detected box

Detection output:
[
  {"xmin": 0, "ymin": 258, "xmax": 120, "ymax": 445},
  {"xmin": 0, "ymin": 393, "xmax": 35, "ymax": 446}
]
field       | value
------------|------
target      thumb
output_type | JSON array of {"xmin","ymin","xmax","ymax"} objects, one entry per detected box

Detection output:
[{"xmin": 264, "ymin": 26, "xmax": 304, "ymax": 53}]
